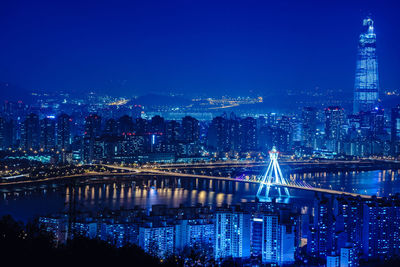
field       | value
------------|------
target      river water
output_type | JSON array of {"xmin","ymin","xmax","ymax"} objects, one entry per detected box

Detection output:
[{"xmin": 1, "ymin": 169, "xmax": 400, "ymax": 222}]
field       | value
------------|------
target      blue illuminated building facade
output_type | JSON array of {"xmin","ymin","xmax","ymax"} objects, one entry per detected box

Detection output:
[
  {"xmin": 391, "ymin": 105, "xmax": 400, "ymax": 155},
  {"xmin": 362, "ymin": 198, "xmax": 400, "ymax": 258},
  {"xmin": 139, "ymin": 224, "xmax": 175, "ymax": 258},
  {"xmin": 340, "ymin": 245, "xmax": 358, "ymax": 267},
  {"xmin": 38, "ymin": 215, "xmax": 68, "ymax": 245},
  {"xmin": 214, "ymin": 208, "xmax": 251, "ymax": 260},
  {"xmin": 308, "ymin": 194, "xmax": 400, "ymax": 264},
  {"xmin": 261, "ymin": 214, "xmax": 295, "ymax": 264},
  {"xmin": 250, "ymin": 217, "xmax": 263, "ymax": 257},
  {"xmin": 175, "ymin": 219, "xmax": 214, "ymax": 252},
  {"xmin": 37, "ymin": 194, "xmax": 400, "ymax": 264},
  {"xmin": 354, "ymin": 18, "xmax": 379, "ymax": 113}
]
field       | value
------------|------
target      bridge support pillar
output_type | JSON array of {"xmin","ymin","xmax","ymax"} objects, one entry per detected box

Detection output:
[{"xmin": 257, "ymin": 147, "xmax": 290, "ymax": 200}]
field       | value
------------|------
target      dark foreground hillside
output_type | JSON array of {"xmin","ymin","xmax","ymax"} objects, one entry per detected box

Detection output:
[{"xmin": 0, "ymin": 215, "xmax": 164, "ymax": 266}]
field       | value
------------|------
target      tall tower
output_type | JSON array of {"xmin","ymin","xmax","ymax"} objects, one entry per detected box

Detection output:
[{"xmin": 353, "ymin": 17, "xmax": 379, "ymax": 113}]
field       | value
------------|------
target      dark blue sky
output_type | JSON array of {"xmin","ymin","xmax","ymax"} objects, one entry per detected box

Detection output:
[{"xmin": 0, "ymin": 0, "xmax": 399, "ymax": 97}]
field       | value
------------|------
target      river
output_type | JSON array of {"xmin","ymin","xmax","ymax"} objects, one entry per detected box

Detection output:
[{"xmin": 1, "ymin": 169, "xmax": 400, "ymax": 222}]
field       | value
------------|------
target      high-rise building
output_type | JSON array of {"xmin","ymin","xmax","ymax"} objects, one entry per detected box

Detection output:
[
  {"xmin": 302, "ymin": 107, "xmax": 317, "ymax": 148},
  {"xmin": 100, "ymin": 222, "xmax": 138, "ymax": 248},
  {"xmin": 353, "ymin": 18, "xmax": 379, "ymax": 113},
  {"xmin": 181, "ymin": 116, "xmax": 199, "ymax": 143},
  {"xmin": 257, "ymin": 125, "xmax": 272, "ymax": 152},
  {"xmin": 165, "ymin": 120, "xmax": 180, "ymax": 144},
  {"xmin": 271, "ymin": 126, "xmax": 291, "ymax": 152},
  {"xmin": 0, "ymin": 117, "xmax": 4, "ymax": 150},
  {"xmin": 326, "ymin": 254, "xmax": 340, "ymax": 267},
  {"xmin": 228, "ymin": 113, "xmax": 240, "ymax": 151},
  {"xmin": 278, "ymin": 116, "xmax": 292, "ymax": 134},
  {"xmin": 150, "ymin": 115, "xmax": 165, "ymax": 134},
  {"xmin": 334, "ymin": 196, "xmax": 363, "ymax": 252},
  {"xmin": 214, "ymin": 209, "xmax": 251, "ymax": 260},
  {"xmin": 340, "ymin": 245, "xmax": 358, "ymax": 267},
  {"xmin": 239, "ymin": 117, "xmax": 257, "ymax": 152},
  {"xmin": 117, "ymin": 115, "xmax": 134, "ymax": 135},
  {"xmin": 208, "ymin": 115, "xmax": 230, "ymax": 152},
  {"xmin": 2, "ymin": 119, "xmax": 14, "ymax": 149},
  {"xmin": 175, "ymin": 219, "xmax": 214, "ymax": 252},
  {"xmin": 325, "ymin": 106, "xmax": 344, "ymax": 153},
  {"xmin": 39, "ymin": 215, "xmax": 68, "ymax": 245},
  {"xmin": 138, "ymin": 224, "xmax": 174, "ymax": 259},
  {"xmin": 391, "ymin": 105, "xmax": 400, "ymax": 155},
  {"xmin": 119, "ymin": 134, "xmax": 144, "ymax": 156},
  {"xmin": 362, "ymin": 198, "xmax": 400, "ymax": 259},
  {"xmin": 207, "ymin": 113, "xmax": 241, "ymax": 153},
  {"xmin": 251, "ymin": 217, "xmax": 263, "ymax": 257},
  {"xmin": 261, "ymin": 214, "xmax": 295, "ymax": 265},
  {"xmin": 365, "ymin": 108, "xmax": 385, "ymax": 140},
  {"xmin": 84, "ymin": 114, "xmax": 102, "ymax": 139},
  {"xmin": 83, "ymin": 114, "xmax": 101, "ymax": 162},
  {"xmin": 325, "ymin": 107, "xmax": 344, "ymax": 141},
  {"xmin": 134, "ymin": 118, "xmax": 148, "ymax": 135},
  {"xmin": 21, "ymin": 113, "xmax": 40, "ymax": 150},
  {"xmin": 57, "ymin": 114, "xmax": 71, "ymax": 151},
  {"xmin": 308, "ymin": 196, "xmax": 335, "ymax": 258},
  {"xmin": 104, "ymin": 118, "xmax": 118, "ymax": 136},
  {"xmin": 40, "ymin": 117, "xmax": 56, "ymax": 151}
]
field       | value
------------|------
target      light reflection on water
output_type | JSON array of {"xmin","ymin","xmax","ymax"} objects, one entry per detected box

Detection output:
[{"xmin": 1, "ymin": 169, "xmax": 400, "ymax": 222}]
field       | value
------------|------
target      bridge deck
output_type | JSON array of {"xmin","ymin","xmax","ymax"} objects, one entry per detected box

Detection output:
[{"xmin": 104, "ymin": 165, "xmax": 375, "ymax": 199}]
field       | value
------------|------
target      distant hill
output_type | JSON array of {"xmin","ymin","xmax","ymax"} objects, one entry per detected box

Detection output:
[{"xmin": 0, "ymin": 82, "xmax": 33, "ymax": 103}]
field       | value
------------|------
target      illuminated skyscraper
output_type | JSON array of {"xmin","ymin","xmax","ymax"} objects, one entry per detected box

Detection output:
[
  {"xmin": 138, "ymin": 224, "xmax": 174, "ymax": 259},
  {"xmin": 21, "ymin": 113, "xmax": 40, "ymax": 150},
  {"xmin": 0, "ymin": 117, "xmax": 4, "ymax": 149},
  {"xmin": 83, "ymin": 114, "xmax": 101, "ymax": 162},
  {"xmin": 327, "ymin": 254, "xmax": 340, "ymax": 267},
  {"xmin": 40, "ymin": 116, "xmax": 56, "ymax": 151},
  {"xmin": 117, "ymin": 115, "xmax": 134, "ymax": 135},
  {"xmin": 324, "ymin": 106, "xmax": 344, "ymax": 146},
  {"xmin": 302, "ymin": 107, "xmax": 317, "ymax": 148},
  {"xmin": 181, "ymin": 116, "xmax": 199, "ymax": 143},
  {"xmin": 340, "ymin": 245, "xmax": 358, "ymax": 267},
  {"xmin": 391, "ymin": 105, "xmax": 400, "ymax": 155},
  {"xmin": 308, "ymin": 196, "xmax": 335, "ymax": 258},
  {"xmin": 214, "ymin": 209, "xmax": 251, "ymax": 260},
  {"xmin": 362, "ymin": 200, "xmax": 400, "ymax": 258},
  {"xmin": 239, "ymin": 117, "xmax": 257, "ymax": 152},
  {"xmin": 353, "ymin": 18, "xmax": 379, "ymax": 113},
  {"xmin": 57, "ymin": 114, "xmax": 71, "ymax": 151},
  {"xmin": 261, "ymin": 214, "xmax": 295, "ymax": 265}
]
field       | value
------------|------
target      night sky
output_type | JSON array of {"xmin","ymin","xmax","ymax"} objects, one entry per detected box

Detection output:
[{"xmin": 1, "ymin": 0, "xmax": 399, "ymax": 97}]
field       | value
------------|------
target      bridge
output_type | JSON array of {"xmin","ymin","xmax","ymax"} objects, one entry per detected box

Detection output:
[
  {"xmin": 103, "ymin": 148, "xmax": 376, "ymax": 200},
  {"xmin": 150, "ymin": 159, "xmax": 400, "ymax": 169}
]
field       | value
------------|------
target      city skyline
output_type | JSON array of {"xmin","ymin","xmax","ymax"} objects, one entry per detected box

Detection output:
[{"xmin": 2, "ymin": 1, "xmax": 400, "ymax": 266}]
